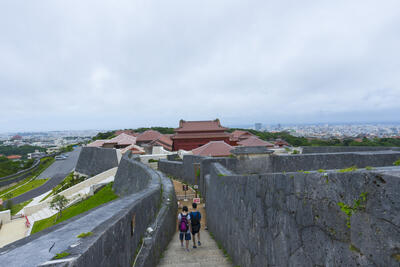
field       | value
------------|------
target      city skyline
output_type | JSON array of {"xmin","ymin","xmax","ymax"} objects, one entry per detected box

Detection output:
[{"xmin": 1, "ymin": 1, "xmax": 400, "ymax": 132}]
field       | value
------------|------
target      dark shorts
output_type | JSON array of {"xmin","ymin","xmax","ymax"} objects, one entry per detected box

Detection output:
[
  {"xmin": 179, "ymin": 232, "xmax": 191, "ymax": 241},
  {"xmin": 191, "ymin": 224, "xmax": 201, "ymax": 235}
]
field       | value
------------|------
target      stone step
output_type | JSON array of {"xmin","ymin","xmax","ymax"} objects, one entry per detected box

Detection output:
[
  {"xmin": 158, "ymin": 263, "xmax": 232, "ymax": 267},
  {"xmin": 159, "ymin": 257, "xmax": 230, "ymax": 265}
]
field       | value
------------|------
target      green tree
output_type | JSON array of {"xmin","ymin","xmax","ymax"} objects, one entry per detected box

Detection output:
[{"xmin": 50, "ymin": 195, "xmax": 69, "ymax": 221}]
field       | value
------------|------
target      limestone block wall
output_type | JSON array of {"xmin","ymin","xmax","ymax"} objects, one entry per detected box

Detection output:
[
  {"xmin": 206, "ymin": 163, "xmax": 400, "ymax": 267},
  {"xmin": 182, "ymin": 155, "xmax": 205, "ymax": 185},
  {"xmin": 0, "ymin": 153, "xmax": 176, "ymax": 267},
  {"xmin": 158, "ymin": 159, "xmax": 184, "ymax": 180},
  {"xmin": 133, "ymin": 171, "xmax": 177, "ymax": 267},
  {"xmin": 113, "ymin": 154, "xmax": 155, "ymax": 196},
  {"xmin": 75, "ymin": 147, "xmax": 119, "ymax": 177},
  {"xmin": 0, "ymin": 210, "xmax": 10, "ymax": 224},
  {"xmin": 233, "ymin": 151, "xmax": 400, "ymax": 174},
  {"xmin": 302, "ymin": 146, "xmax": 400, "ymax": 154}
]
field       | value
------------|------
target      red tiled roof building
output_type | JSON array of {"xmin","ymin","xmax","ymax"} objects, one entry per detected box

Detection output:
[
  {"xmin": 172, "ymin": 119, "xmax": 231, "ymax": 151},
  {"xmin": 136, "ymin": 130, "xmax": 163, "ymax": 146},
  {"xmin": 237, "ymin": 136, "xmax": 274, "ymax": 147},
  {"xmin": 192, "ymin": 141, "xmax": 233, "ymax": 157}
]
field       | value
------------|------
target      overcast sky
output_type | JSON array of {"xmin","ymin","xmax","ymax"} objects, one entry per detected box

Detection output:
[{"xmin": 1, "ymin": 1, "xmax": 400, "ymax": 132}]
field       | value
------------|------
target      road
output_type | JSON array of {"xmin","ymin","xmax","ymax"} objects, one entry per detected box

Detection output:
[{"xmin": 8, "ymin": 147, "xmax": 81, "ymax": 205}]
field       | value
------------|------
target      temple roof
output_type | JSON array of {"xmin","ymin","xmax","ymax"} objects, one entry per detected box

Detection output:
[
  {"xmin": 105, "ymin": 133, "xmax": 137, "ymax": 146},
  {"xmin": 174, "ymin": 119, "xmax": 228, "ymax": 133},
  {"xmin": 230, "ymin": 130, "xmax": 254, "ymax": 141},
  {"xmin": 237, "ymin": 136, "xmax": 274, "ymax": 147},
  {"xmin": 136, "ymin": 130, "xmax": 162, "ymax": 142},
  {"xmin": 192, "ymin": 141, "xmax": 233, "ymax": 157},
  {"xmin": 87, "ymin": 140, "xmax": 106, "ymax": 147}
]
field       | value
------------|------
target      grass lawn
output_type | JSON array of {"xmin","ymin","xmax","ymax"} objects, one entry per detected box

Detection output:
[
  {"xmin": 10, "ymin": 199, "xmax": 33, "ymax": 216},
  {"xmin": 2, "ymin": 179, "xmax": 49, "ymax": 200},
  {"xmin": 31, "ymin": 183, "xmax": 118, "ymax": 234},
  {"xmin": 0, "ymin": 157, "xmax": 54, "ymax": 199}
]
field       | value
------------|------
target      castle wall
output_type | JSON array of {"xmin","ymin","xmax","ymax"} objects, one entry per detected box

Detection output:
[
  {"xmin": 0, "ymin": 153, "xmax": 177, "ymax": 267},
  {"xmin": 75, "ymin": 147, "xmax": 119, "ymax": 177},
  {"xmin": 302, "ymin": 146, "xmax": 400, "ymax": 154},
  {"xmin": 206, "ymin": 163, "xmax": 400, "ymax": 267}
]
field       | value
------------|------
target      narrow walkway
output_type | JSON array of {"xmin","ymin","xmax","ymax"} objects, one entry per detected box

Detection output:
[
  {"xmin": 0, "ymin": 218, "xmax": 27, "ymax": 248},
  {"xmin": 157, "ymin": 180, "xmax": 232, "ymax": 267}
]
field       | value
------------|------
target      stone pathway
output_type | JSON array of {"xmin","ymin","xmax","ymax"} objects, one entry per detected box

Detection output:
[
  {"xmin": 157, "ymin": 180, "xmax": 232, "ymax": 267},
  {"xmin": 0, "ymin": 218, "xmax": 27, "ymax": 248}
]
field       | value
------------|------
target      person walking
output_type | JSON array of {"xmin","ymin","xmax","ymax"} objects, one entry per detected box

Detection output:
[
  {"xmin": 190, "ymin": 202, "xmax": 202, "ymax": 248},
  {"xmin": 178, "ymin": 206, "xmax": 191, "ymax": 252}
]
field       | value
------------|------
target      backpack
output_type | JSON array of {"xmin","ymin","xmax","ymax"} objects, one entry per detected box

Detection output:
[
  {"xmin": 190, "ymin": 211, "xmax": 200, "ymax": 226},
  {"xmin": 179, "ymin": 213, "xmax": 189, "ymax": 232}
]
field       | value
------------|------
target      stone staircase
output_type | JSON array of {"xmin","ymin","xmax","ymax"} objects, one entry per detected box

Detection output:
[{"xmin": 157, "ymin": 229, "xmax": 232, "ymax": 267}]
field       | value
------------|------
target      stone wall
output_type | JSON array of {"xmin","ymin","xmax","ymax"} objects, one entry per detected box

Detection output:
[
  {"xmin": 0, "ymin": 152, "xmax": 176, "ymax": 267},
  {"xmin": 158, "ymin": 159, "xmax": 184, "ymax": 180},
  {"xmin": 233, "ymin": 151, "xmax": 400, "ymax": 174},
  {"xmin": 113, "ymin": 154, "xmax": 155, "ymax": 196},
  {"xmin": 302, "ymin": 146, "xmax": 400, "ymax": 154},
  {"xmin": 206, "ymin": 163, "xmax": 400, "ymax": 267},
  {"xmin": 182, "ymin": 155, "xmax": 205, "ymax": 185},
  {"xmin": 75, "ymin": 147, "xmax": 119, "ymax": 177},
  {"xmin": 133, "ymin": 171, "xmax": 177, "ymax": 267}
]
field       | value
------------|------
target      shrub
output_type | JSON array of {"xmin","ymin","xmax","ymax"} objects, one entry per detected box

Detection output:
[
  {"xmin": 148, "ymin": 159, "xmax": 159, "ymax": 163},
  {"xmin": 338, "ymin": 166, "xmax": 358, "ymax": 173},
  {"xmin": 77, "ymin": 232, "xmax": 93, "ymax": 238},
  {"xmin": 6, "ymin": 200, "xmax": 13, "ymax": 210},
  {"xmin": 53, "ymin": 252, "xmax": 70, "ymax": 259},
  {"xmin": 394, "ymin": 159, "xmax": 400, "ymax": 166}
]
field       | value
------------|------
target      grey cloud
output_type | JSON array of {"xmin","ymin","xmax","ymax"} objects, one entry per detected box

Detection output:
[{"xmin": 0, "ymin": 0, "xmax": 399, "ymax": 132}]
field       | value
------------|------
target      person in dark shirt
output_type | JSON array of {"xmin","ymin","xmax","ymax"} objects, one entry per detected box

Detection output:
[{"xmin": 190, "ymin": 202, "xmax": 202, "ymax": 248}]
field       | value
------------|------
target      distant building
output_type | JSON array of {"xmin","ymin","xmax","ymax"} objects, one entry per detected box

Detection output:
[
  {"xmin": 149, "ymin": 135, "xmax": 173, "ymax": 151},
  {"xmin": 136, "ymin": 130, "xmax": 163, "ymax": 146},
  {"xmin": 192, "ymin": 141, "xmax": 233, "ymax": 157},
  {"xmin": 230, "ymin": 130, "xmax": 254, "ymax": 146},
  {"xmin": 172, "ymin": 119, "xmax": 231, "ymax": 151},
  {"xmin": 255, "ymin": 123, "xmax": 262, "ymax": 131},
  {"xmin": 10, "ymin": 135, "xmax": 22, "ymax": 141},
  {"xmin": 237, "ymin": 136, "xmax": 274, "ymax": 147},
  {"xmin": 274, "ymin": 139, "xmax": 290, "ymax": 147},
  {"xmin": 7, "ymin": 155, "xmax": 22, "ymax": 160},
  {"xmin": 27, "ymin": 150, "xmax": 46, "ymax": 159},
  {"xmin": 102, "ymin": 133, "xmax": 137, "ymax": 149},
  {"xmin": 114, "ymin": 130, "xmax": 139, "ymax": 137},
  {"xmin": 87, "ymin": 140, "xmax": 106, "ymax": 148}
]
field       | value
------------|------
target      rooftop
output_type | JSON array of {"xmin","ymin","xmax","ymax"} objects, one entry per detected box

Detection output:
[
  {"xmin": 175, "ymin": 119, "xmax": 228, "ymax": 133},
  {"xmin": 87, "ymin": 140, "xmax": 106, "ymax": 147},
  {"xmin": 105, "ymin": 133, "xmax": 137, "ymax": 146},
  {"xmin": 192, "ymin": 141, "xmax": 233, "ymax": 157},
  {"xmin": 136, "ymin": 130, "xmax": 162, "ymax": 142},
  {"xmin": 237, "ymin": 136, "xmax": 274, "ymax": 147}
]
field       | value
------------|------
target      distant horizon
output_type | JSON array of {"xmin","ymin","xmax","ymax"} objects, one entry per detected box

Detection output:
[{"xmin": 2, "ymin": 120, "xmax": 400, "ymax": 135}]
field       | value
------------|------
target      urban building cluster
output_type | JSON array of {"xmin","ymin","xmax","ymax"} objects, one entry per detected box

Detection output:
[
  {"xmin": 0, "ymin": 131, "xmax": 95, "ymax": 155},
  {"xmin": 256, "ymin": 123, "xmax": 400, "ymax": 139}
]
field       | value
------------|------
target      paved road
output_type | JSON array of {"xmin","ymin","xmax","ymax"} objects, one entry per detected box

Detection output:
[{"xmin": 8, "ymin": 147, "xmax": 81, "ymax": 205}]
